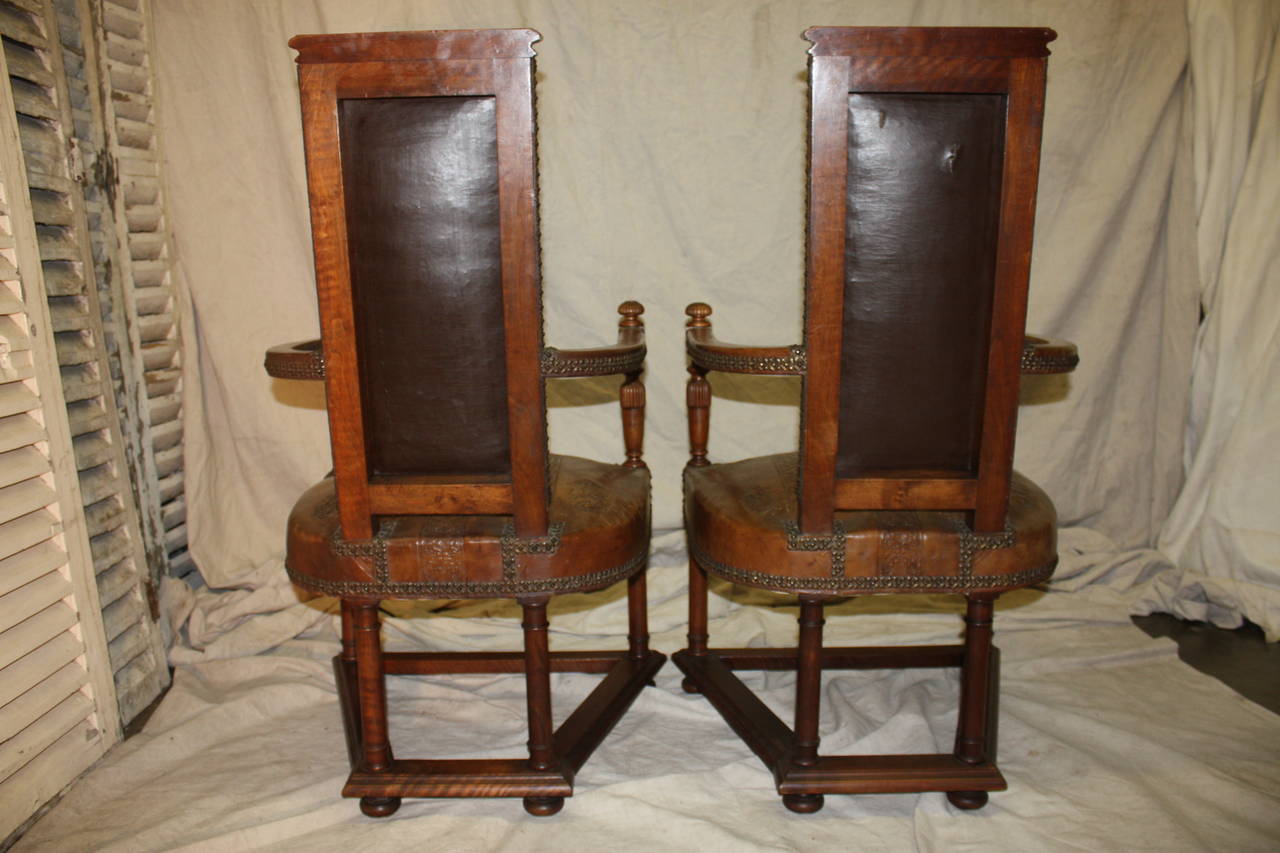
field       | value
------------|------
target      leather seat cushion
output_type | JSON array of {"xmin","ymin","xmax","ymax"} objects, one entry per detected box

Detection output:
[
  {"xmin": 287, "ymin": 454, "xmax": 649, "ymax": 599},
  {"xmin": 685, "ymin": 453, "xmax": 1056, "ymax": 596}
]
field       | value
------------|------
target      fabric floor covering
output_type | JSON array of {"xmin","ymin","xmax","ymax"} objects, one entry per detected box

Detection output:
[{"xmin": 15, "ymin": 532, "xmax": 1280, "ymax": 852}]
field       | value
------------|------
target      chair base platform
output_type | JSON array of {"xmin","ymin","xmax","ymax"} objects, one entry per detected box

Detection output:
[
  {"xmin": 672, "ymin": 643, "xmax": 1005, "ymax": 810},
  {"xmin": 335, "ymin": 648, "xmax": 666, "ymax": 810}
]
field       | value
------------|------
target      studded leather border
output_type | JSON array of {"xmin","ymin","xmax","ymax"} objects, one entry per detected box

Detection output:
[
  {"xmin": 540, "ymin": 346, "xmax": 646, "ymax": 377},
  {"xmin": 287, "ymin": 545, "xmax": 646, "ymax": 599},
  {"xmin": 1020, "ymin": 347, "xmax": 1079, "ymax": 374},
  {"xmin": 784, "ymin": 521, "xmax": 848, "ymax": 577},
  {"xmin": 687, "ymin": 344, "xmax": 807, "ymax": 375},
  {"xmin": 690, "ymin": 539, "xmax": 1055, "ymax": 593}
]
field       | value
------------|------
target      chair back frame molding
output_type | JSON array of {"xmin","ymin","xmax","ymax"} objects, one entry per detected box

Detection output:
[
  {"xmin": 798, "ymin": 26, "xmax": 1053, "ymax": 534},
  {"xmin": 290, "ymin": 28, "xmax": 549, "ymax": 542}
]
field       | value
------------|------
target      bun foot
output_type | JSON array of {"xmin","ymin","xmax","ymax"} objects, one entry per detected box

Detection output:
[
  {"xmin": 523, "ymin": 796, "xmax": 565, "ymax": 816},
  {"xmin": 782, "ymin": 793, "xmax": 825, "ymax": 814},
  {"xmin": 681, "ymin": 677, "xmax": 702, "ymax": 694},
  {"xmin": 360, "ymin": 796, "xmax": 401, "ymax": 817},
  {"xmin": 947, "ymin": 790, "xmax": 989, "ymax": 810}
]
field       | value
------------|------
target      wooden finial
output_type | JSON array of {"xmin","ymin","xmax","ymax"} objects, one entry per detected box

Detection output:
[
  {"xmin": 686, "ymin": 303, "xmax": 712, "ymax": 328},
  {"xmin": 618, "ymin": 301, "xmax": 644, "ymax": 328}
]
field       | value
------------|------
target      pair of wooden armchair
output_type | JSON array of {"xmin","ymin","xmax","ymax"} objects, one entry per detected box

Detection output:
[{"xmin": 265, "ymin": 27, "xmax": 1077, "ymax": 817}]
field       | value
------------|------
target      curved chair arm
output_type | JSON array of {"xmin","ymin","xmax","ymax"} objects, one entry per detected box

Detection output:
[
  {"xmin": 685, "ymin": 303, "xmax": 806, "ymax": 375},
  {"xmin": 265, "ymin": 339, "xmax": 325, "ymax": 380},
  {"xmin": 540, "ymin": 302, "xmax": 646, "ymax": 378},
  {"xmin": 1021, "ymin": 335, "xmax": 1079, "ymax": 374},
  {"xmin": 543, "ymin": 301, "xmax": 648, "ymax": 469}
]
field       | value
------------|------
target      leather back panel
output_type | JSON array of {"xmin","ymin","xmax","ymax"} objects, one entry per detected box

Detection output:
[
  {"xmin": 836, "ymin": 92, "xmax": 1005, "ymax": 476},
  {"xmin": 339, "ymin": 96, "xmax": 511, "ymax": 477}
]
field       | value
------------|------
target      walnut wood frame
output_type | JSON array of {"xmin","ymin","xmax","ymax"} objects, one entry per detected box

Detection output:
[
  {"xmin": 276, "ymin": 29, "xmax": 663, "ymax": 818},
  {"xmin": 676, "ymin": 26, "xmax": 1072, "ymax": 814}
]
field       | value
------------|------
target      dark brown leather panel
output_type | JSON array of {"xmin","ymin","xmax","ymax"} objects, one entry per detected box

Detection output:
[
  {"xmin": 837, "ymin": 93, "xmax": 1006, "ymax": 476},
  {"xmin": 339, "ymin": 95, "xmax": 510, "ymax": 477},
  {"xmin": 285, "ymin": 455, "xmax": 650, "ymax": 599},
  {"xmin": 684, "ymin": 453, "xmax": 1056, "ymax": 595}
]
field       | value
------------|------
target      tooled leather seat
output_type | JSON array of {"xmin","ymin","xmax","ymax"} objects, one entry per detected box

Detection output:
[
  {"xmin": 685, "ymin": 453, "xmax": 1056, "ymax": 594},
  {"xmin": 288, "ymin": 455, "xmax": 649, "ymax": 596}
]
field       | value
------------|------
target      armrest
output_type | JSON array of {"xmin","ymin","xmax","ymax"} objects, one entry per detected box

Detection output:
[
  {"xmin": 685, "ymin": 303, "xmax": 805, "ymax": 374},
  {"xmin": 541, "ymin": 302, "xmax": 647, "ymax": 377},
  {"xmin": 1021, "ymin": 335, "xmax": 1079, "ymax": 374},
  {"xmin": 265, "ymin": 339, "xmax": 325, "ymax": 380}
]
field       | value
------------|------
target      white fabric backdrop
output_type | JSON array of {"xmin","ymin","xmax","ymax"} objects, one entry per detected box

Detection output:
[{"xmin": 1156, "ymin": 0, "xmax": 1280, "ymax": 637}]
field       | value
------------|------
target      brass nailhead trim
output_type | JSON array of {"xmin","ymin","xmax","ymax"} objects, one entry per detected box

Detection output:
[
  {"xmin": 499, "ymin": 521, "xmax": 565, "ymax": 580},
  {"xmin": 286, "ymin": 548, "xmax": 646, "ymax": 598},
  {"xmin": 540, "ymin": 347, "xmax": 646, "ymax": 377},
  {"xmin": 700, "ymin": 518, "xmax": 1028, "ymax": 591},
  {"xmin": 1020, "ymin": 347, "xmax": 1079, "ymax": 374},
  {"xmin": 784, "ymin": 521, "xmax": 848, "ymax": 577},
  {"xmin": 688, "ymin": 344, "xmax": 807, "ymax": 375},
  {"xmin": 691, "ymin": 539, "xmax": 1054, "ymax": 593}
]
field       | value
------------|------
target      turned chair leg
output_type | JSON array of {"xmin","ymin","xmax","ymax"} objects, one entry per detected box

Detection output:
[
  {"xmin": 521, "ymin": 596, "xmax": 563, "ymax": 817},
  {"xmin": 784, "ymin": 596, "xmax": 826, "ymax": 814},
  {"xmin": 627, "ymin": 571, "xmax": 651, "ymax": 660},
  {"xmin": 949, "ymin": 593, "xmax": 997, "ymax": 810},
  {"xmin": 352, "ymin": 601, "xmax": 400, "ymax": 817},
  {"xmin": 340, "ymin": 599, "xmax": 356, "ymax": 663},
  {"xmin": 682, "ymin": 556, "xmax": 710, "ymax": 693}
]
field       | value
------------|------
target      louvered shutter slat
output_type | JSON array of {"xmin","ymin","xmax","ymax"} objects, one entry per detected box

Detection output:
[
  {"xmin": 0, "ymin": 630, "xmax": 83, "ymax": 708},
  {"xmin": 0, "ymin": 659, "xmax": 83, "ymax": 740},
  {"xmin": 0, "ymin": 477, "xmax": 56, "ymax": 524},
  {"xmin": 0, "ymin": 719, "xmax": 103, "ymax": 837},
  {"xmin": 0, "ymin": 600, "xmax": 78, "ymax": 669},
  {"xmin": 0, "ymin": 539, "xmax": 64, "ymax": 597},
  {"xmin": 0, "ymin": 689, "xmax": 94, "ymax": 782},
  {"xmin": 0, "ymin": 571, "xmax": 71, "ymax": 635},
  {"xmin": 0, "ymin": 445, "xmax": 48, "ymax": 488}
]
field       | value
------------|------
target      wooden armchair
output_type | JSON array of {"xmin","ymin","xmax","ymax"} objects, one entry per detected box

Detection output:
[
  {"xmin": 673, "ymin": 27, "xmax": 1077, "ymax": 813},
  {"xmin": 265, "ymin": 29, "xmax": 664, "ymax": 817}
]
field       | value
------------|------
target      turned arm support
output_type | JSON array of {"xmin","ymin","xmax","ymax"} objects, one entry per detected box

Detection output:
[
  {"xmin": 265, "ymin": 339, "xmax": 325, "ymax": 380},
  {"xmin": 1021, "ymin": 335, "xmax": 1079, "ymax": 374},
  {"xmin": 685, "ymin": 302, "xmax": 805, "ymax": 467},
  {"xmin": 544, "ymin": 301, "xmax": 648, "ymax": 469}
]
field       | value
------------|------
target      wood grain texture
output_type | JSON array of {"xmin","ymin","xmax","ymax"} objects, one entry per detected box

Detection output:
[
  {"xmin": 798, "ymin": 53, "xmax": 851, "ymax": 533},
  {"xmin": 805, "ymin": 27, "xmax": 1054, "ymax": 58},
  {"xmin": 974, "ymin": 55, "xmax": 1049, "ymax": 531},
  {"xmin": 291, "ymin": 29, "xmax": 540, "ymax": 63}
]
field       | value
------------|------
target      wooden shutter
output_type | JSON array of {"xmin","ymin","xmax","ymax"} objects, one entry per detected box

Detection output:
[
  {"xmin": 69, "ymin": 0, "xmax": 189, "ymax": 582},
  {"xmin": 0, "ymin": 0, "xmax": 167, "ymax": 726},
  {"xmin": 0, "ymin": 31, "xmax": 119, "ymax": 839}
]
